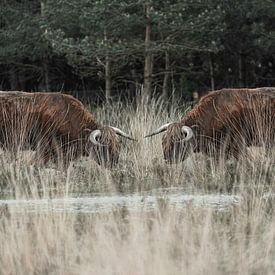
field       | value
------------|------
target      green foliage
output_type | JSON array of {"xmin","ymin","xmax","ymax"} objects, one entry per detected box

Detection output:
[
  {"xmin": 42, "ymin": 0, "xmax": 142, "ymax": 78},
  {"xmin": 0, "ymin": 0, "xmax": 274, "ymax": 94},
  {"xmin": 0, "ymin": 1, "xmax": 50, "ymax": 61}
]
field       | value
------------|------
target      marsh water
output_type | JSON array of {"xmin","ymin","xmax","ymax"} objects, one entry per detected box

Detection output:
[{"xmin": 0, "ymin": 188, "xmax": 240, "ymax": 214}]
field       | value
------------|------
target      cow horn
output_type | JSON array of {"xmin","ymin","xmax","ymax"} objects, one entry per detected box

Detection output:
[
  {"xmin": 109, "ymin": 126, "xmax": 136, "ymax": 140},
  {"xmin": 144, "ymin": 123, "xmax": 172, "ymax": 138},
  {"xmin": 181, "ymin": 126, "xmax": 193, "ymax": 141},
  {"xmin": 89, "ymin": 129, "xmax": 102, "ymax": 146}
]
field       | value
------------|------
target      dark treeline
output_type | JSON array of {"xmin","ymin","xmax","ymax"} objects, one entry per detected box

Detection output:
[{"xmin": 0, "ymin": 0, "xmax": 275, "ymax": 102}]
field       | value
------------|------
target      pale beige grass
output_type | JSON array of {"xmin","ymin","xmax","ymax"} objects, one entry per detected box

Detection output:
[{"xmin": 0, "ymin": 95, "xmax": 274, "ymax": 274}]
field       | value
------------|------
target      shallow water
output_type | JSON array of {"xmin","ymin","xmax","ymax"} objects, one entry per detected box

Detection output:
[{"xmin": 0, "ymin": 188, "xmax": 240, "ymax": 213}]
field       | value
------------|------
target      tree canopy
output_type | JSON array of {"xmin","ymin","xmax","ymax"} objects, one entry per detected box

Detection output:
[{"xmin": 0, "ymin": 0, "xmax": 274, "ymax": 101}]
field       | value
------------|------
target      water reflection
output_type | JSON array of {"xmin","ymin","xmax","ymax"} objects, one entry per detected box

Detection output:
[{"xmin": 0, "ymin": 189, "xmax": 240, "ymax": 214}]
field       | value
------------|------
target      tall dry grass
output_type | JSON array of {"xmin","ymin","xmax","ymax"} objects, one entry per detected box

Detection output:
[{"xmin": 0, "ymin": 94, "xmax": 274, "ymax": 274}]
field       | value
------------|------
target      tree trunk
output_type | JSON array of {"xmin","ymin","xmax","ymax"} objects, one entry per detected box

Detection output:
[
  {"xmin": 41, "ymin": 1, "xmax": 50, "ymax": 91},
  {"xmin": 43, "ymin": 61, "xmax": 50, "ymax": 91},
  {"xmin": 104, "ymin": 30, "xmax": 111, "ymax": 102},
  {"xmin": 130, "ymin": 68, "xmax": 140, "ymax": 95},
  {"xmin": 144, "ymin": 1, "xmax": 153, "ymax": 96},
  {"xmin": 209, "ymin": 52, "xmax": 215, "ymax": 91},
  {"xmin": 162, "ymin": 51, "xmax": 170, "ymax": 98},
  {"xmin": 41, "ymin": 1, "xmax": 45, "ymax": 14},
  {"xmin": 9, "ymin": 67, "xmax": 18, "ymax": 90},
  {"xmin": 105, "ymin": 53, "xmax": 111, "ymax": 102},
  {"xmin": 238, "ymin": 51, "xmax": 244, "ymax": 87}
]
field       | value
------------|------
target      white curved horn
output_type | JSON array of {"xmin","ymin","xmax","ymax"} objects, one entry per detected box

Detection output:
[
  {"xmin": 109, "ymin": 126, "xmax": 136, "ymax": 140},
  {"xmin": 181, "ymin": 126, "xmax": 193, "ymax": 141},
  {"xmin": 144, "ymin": 123, "xmax": 172, "ymax": 138},
  {"xmin": 89, "ymin": 129, "xmax": 102, "ymax": 146}
]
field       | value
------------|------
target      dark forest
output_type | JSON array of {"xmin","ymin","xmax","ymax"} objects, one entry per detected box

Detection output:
[{"xmin": 1, "ymin": 0, "xmax": 275, "ymax": 102}]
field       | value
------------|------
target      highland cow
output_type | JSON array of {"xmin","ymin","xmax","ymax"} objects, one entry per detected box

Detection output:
[
  {"xmin": 145, "ymin": 88, "xmax": 275, "ymax": 163},
  {"xmin": 0, "ymin": 91, "xmax": 134, "ymax": 166}
]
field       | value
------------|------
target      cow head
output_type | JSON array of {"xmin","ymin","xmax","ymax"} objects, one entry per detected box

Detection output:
[
  {"xmin": 145, "ymin": 122, "xmax": 194, "ymax": 163},
  {"xmin": 88, "ymin": 126, "xmax": 135, "ymax": 166}
]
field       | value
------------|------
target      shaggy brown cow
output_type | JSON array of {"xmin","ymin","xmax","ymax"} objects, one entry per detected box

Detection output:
[
  {"xmin": 0, "ymin": 91, "xmax": 134, "ymax": 166},
  {"xmin": 145, "ymin": 87, "xmax": 275, "ymax": 163}
]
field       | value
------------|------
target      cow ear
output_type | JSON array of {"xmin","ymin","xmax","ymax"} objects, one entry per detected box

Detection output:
[
  {"xmin": 190, "ymin": 125, "xmax": 199, "ymax": 133},
  {"xmin": 83, "ymin": 128, "xmax": 92, "ymax": 133}
]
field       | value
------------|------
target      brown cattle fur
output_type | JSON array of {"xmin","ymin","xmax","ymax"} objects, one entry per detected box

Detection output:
[
  {"xmin": 0, "ymin": 91, "xmax": 120, "ymax": 165},
  {"xmin": 162, "ymin": 87, "xmax": 275, "ymax": 163}
]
